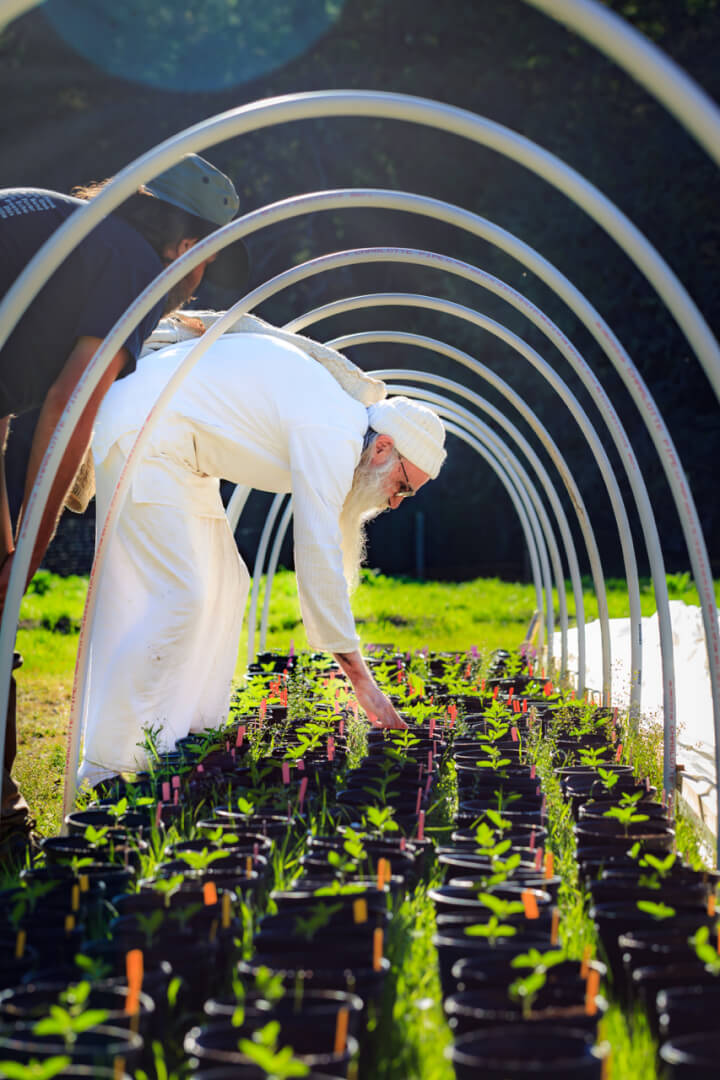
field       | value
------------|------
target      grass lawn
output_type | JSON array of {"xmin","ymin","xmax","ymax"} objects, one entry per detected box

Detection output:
[{"xmin": 11, "ymin": 567, "xmax": 718, "ymax": 837}]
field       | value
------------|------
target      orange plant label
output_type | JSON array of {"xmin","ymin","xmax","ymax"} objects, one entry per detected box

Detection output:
[
  {"xmin": 203, "ymin": 882, "xmax": 218, "ymax": 906},
  {"xmin": 601, "ymin": 1051, "xmax": 613, "ymax": 1080},
  {"xmin": 222, "ymin": 892, "xmax": 232, "ymax": 929},
  {"xmin": 707, "ymin": 893, "xmax": 717, "ymax": 917},
  {"xmin": 377, "ymin": 858, "xmax": 391, "ymax": 889},
  {"xmin": 71, "ymin": 885, "xmax": 80, "ymax": 912},
  {"xmin": 334, "ymin": 1007, "xmax": 350, "ymax": 1054},
  {"xmin": 550, "ymin": 907, "xmax": 559, "ymax": 945},
  {"xmin": 79, "ymin": 874, "xmax": 89, "ymax": 893},
  {"xmin": 14, "ymin": 930, "xmax": 26, "ymax": 959},
  {"xmin": 353, "ymin": 899, "xmax": 368, "ymax": 925},
  {"xmin": 522, "ymin": 890, "xmax": 539, "ymax": 919},
  {"xmin": 64, "ymin": 914, "xmax": 75, "ymax": 934},
  {"xmin": 544, "ymin": 851, "xmax": 554, "ymax": 879},
  {"xmin": 125, "ymin": 948, "xmax": 144, "ymax": 1015},
  {"xmin": 580, "ymin": 944, "xmax": 592, "ymax": 979},
  {"xmin": 373, "ymin": 927, "xmax": 384, "ymax": 971},
  {"xmin": 246, "ymin": 855, "xmax": 253, "ymax": 877},
  {"xmin": 585, "ymin": 968, "xmax": 600, "ymax": 1016}
]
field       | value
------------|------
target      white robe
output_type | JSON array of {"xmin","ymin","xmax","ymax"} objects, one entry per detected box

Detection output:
[{"xmin": 79, "ymin": 333, "xmax": 367, "ymax": 783}]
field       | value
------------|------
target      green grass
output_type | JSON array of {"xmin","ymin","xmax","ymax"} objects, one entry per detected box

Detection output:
[{"xmin": 10, "ymin": 568, "xmax": 720, "ymax": 838}]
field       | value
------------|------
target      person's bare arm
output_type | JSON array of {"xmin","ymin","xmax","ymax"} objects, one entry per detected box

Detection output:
[
  {"xmin": 15, "ymin": 335, "xmax": 128, "ymax": 588},
  {"xmin": 333, "ymin": 648, "xmax": 407, "ymax": 730},
  {"xmin": 0, "ymin": 417, "xmax": 14, "ymax": 565}
]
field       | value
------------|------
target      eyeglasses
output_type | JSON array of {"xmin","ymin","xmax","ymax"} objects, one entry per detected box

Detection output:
[{"xmin": 396, "ymin": 455, "xmax": 415, "ymax": 499}]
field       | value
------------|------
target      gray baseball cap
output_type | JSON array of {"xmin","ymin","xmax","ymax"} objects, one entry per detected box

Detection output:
[{"xmin": 145, "ymin": 153, "xmax": 249, "ymax": 291}]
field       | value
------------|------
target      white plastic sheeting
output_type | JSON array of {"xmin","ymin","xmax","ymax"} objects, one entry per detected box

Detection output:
[{"xmin": 553, "ymin": 602, "xmax": 718, "ymax": 845}]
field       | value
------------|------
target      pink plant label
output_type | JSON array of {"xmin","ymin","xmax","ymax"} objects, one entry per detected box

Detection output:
[
  {"xmin": 162, "ymin": 782, "xmax": 170, "ymax": 802},
  {"xmin": 281, "ymin": 762, "xmax": 290, "ymax": 785},
  {"xmin": 522, "ymin": 700, "xmax": 528, "ymax": 714},
  {"xmin": 327, "ymin": 736, "xmax": 335, "ymax": 762},
  {"xmin": 493, "ymin": 686, "xmax": 499, "ymax": 699},
  {"xmin": 253, "ymin": 842, "xmax": 259, "ymax": 858},
  {"xmin": 615, "ymin": 743, "xmax": 623, "ymax": 762},
  {"xmin": 236, "ymin": 726, "xmax": 245, "ymax": 747},
  {"xmin": 511, "ymin": 726, "xmax": 519, "ymax": 743},
  {"xmin": 415, "ymin": 787, "xmax": 423, "ymax": 815},
  {"xmin": 534, "ymin": 848, "xmax": 543, "ymax": 870},
  {"xmin": 155, "ymin": 802, "xmax": 163, "ymax": 827},
  {"xmin": 259, "ymin": 699, "xmax": 267, "ymax": 722},
  {"xmin": 339, "ymin": 719, "xmax": 345, "ymax": 737},
  {"xmin": 529, "ymin": 828, "xmax": 536, "ymax": 850},
  {"xmin": 429, "ymin": 716, "xmax": 436, "ymax": 738},
  {"xmin": 528, "ymin": 664, "xmax": 534, "ymax": 676},
  {"xmin": 400, "ymin": 836, "xmax": 407, "ymax": 851},
  {"xmin": 298, "ymin": 777, "xmax": 308, "ymax": 809},
  {"xmin": 197, "ymin": 764, "xmax": 204, "ymax": 774},
  {"xmin": 173, "ymin": 790, "xmax": 179, "ymax": 806},
  {"xmin": 417, "ymin": 809, "xmax": 425, "ymax": 842},
  {"xmin": 428, "ymin": 751, "xmax": 433, "ymax": 773},
  {"xmin": 172, "ymin": 775, "xmax": 180, "ymax": 789},
  {"xmin": 481, "ymin": 678, "xmax": 486, "ymax": 691},
  {"xmin": 645, "ymin": 776, "xmax": 650, "ymax": 792},
  {"xmin": 297, "ymin": 759, "xmax": 305, "ymax": 771},
  {"xmin": 425, "ymin": 773, "xmax": 433, "ymax": 795},
  {"xmin": 530, "ymin": 764, "xmax": 536, "ymax": 780},
  {"xmin": 289, "ymin": 639, "xmax": 295, "ymax": 658}
]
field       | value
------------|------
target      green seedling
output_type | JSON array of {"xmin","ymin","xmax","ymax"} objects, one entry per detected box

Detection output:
[
  {"xmin": 362, "ymin": 805, "xmax": 399, "ymax": 837},
  {"xmin": 293, "ymin": 901, "xmax": 342, "ymax": 942},
  {"xmin": 603, "ymin": 804, "xmax": 649, "ymax": 834},
  {"xmin": 464, "ymin": 892, "xmax": 525, "ymax": 945},
  {"xmin": 596, "ymin": 768, "xmax": 620, "ymax": 794},
  {"xmin": 238, "ymin": 1021, "xmax": 311, "ymax": 1078},
  {"xmin": 0, "ymin": 1060, "xmax": 73, "ymax": 1080},
  {"xmin": 637, "ymin": 851, "xmax": 676, "ymax": 890},
  {"xmin": 32, "ymin": 990, "xmax": 109, "ymax": 1050},
  {"xmin": 578, "ymin": 746, "xmax": 610, "ymax": 768},
  {"xmin": 134, "ymin": 909, "xmax": 166, "ymax": 947},
  {"xmin": 636, "ymin": 900, "xmax": 676, "ymax": 921},
  {"xmin": 73, "ymin": 953, "xmax": 112, "ymax": 982},
  {"xmin": 175, "ymin": 846, "xmax": 230, "ymax": 873},
  {"xmin": 690, "ymin": 925, "xmax": 720, "ymax": 976},
  {"xmin": 509, "ymin": 947, "xmax": 566, "ymax": 1018}
]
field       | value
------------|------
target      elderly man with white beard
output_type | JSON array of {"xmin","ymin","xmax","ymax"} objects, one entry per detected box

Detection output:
[{"xmin": 77, "ymin": 326, "xmax": 446, "ymax": 787}]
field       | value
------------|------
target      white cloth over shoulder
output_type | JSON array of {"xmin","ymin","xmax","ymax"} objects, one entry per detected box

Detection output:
[{"xmin": 79, "ymin": 332, "xmax": 369, "ymax": 781}]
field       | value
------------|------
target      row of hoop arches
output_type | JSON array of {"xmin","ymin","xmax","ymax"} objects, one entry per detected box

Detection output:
[{"xmin": 0, "ymin": 1, "xmax": 719, "ymax": 857}]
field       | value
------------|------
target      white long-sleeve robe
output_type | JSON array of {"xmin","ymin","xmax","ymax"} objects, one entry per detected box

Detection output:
[{"xmin": 79, "ymin": 333, "xmax": 367, "ymax": 782}]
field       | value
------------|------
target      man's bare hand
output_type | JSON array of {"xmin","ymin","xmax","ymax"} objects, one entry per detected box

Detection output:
[
  {"xmin": 332, "ymin": 648, "xmax": 408, "ymax": 730},
  {"xmin": 353, "ymin": 681, "xmax": 407, "ymax": 731}
]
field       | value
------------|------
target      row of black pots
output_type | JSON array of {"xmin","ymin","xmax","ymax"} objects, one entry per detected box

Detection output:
[{"xmin": 557, "ymin": 746, "xmax": 720, "ymax": 1080}]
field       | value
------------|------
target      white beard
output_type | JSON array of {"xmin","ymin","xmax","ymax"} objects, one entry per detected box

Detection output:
[{"xmin": 339, "ymin": 446, "xmax": 397, "ymax": 593}]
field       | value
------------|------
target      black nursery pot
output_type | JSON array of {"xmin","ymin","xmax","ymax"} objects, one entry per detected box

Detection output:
[
  {"xmin": 658, "ymin": 984, "xmax": 720, "ymax": 1040},
  {"xmin": 444, "ymin": 988, "xmax": 605, "ymax": 1038},
  {"xmin": 185, "ymin": 1022, "xmax": 358, "ymax": 1078},
  {"xmin": 659, "ymin": 1032, "xmax": 720, "ymax": 1079},
  {"xmin": 0, "ymin": 981, "xmax": 156, "ymax": 1037},
  {"xmin": 447, "ymin": 1025, "xmax": 606, "ymax": 1079},
  {"xmin": 0, "ymin": 1024, "xmax": 144, "ymax": 1071},
  {"xmin": 589, "ymin": 902, "xmax": 707, "ymax": 986}
]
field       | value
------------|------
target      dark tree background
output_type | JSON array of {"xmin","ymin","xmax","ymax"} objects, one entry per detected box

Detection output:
[{"xmin": 1, "ymin": 0, "xmax": 718, "ymax": 581}]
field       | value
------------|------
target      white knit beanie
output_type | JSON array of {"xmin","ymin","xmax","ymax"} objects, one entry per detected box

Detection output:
[{"xmin": 367, "ymin": 397, "xmax": 447, "ymax": 478}]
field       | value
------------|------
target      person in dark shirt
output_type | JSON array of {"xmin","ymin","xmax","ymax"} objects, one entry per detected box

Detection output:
[{"xmin": 0, "ymin": 152, "xmax": 248, "ymax": 858}]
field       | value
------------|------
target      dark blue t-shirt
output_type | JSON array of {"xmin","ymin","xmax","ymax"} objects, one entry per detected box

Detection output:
[{"xmin": 0, "ymin": 188, "xmax": 167, "ymax": 417}]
